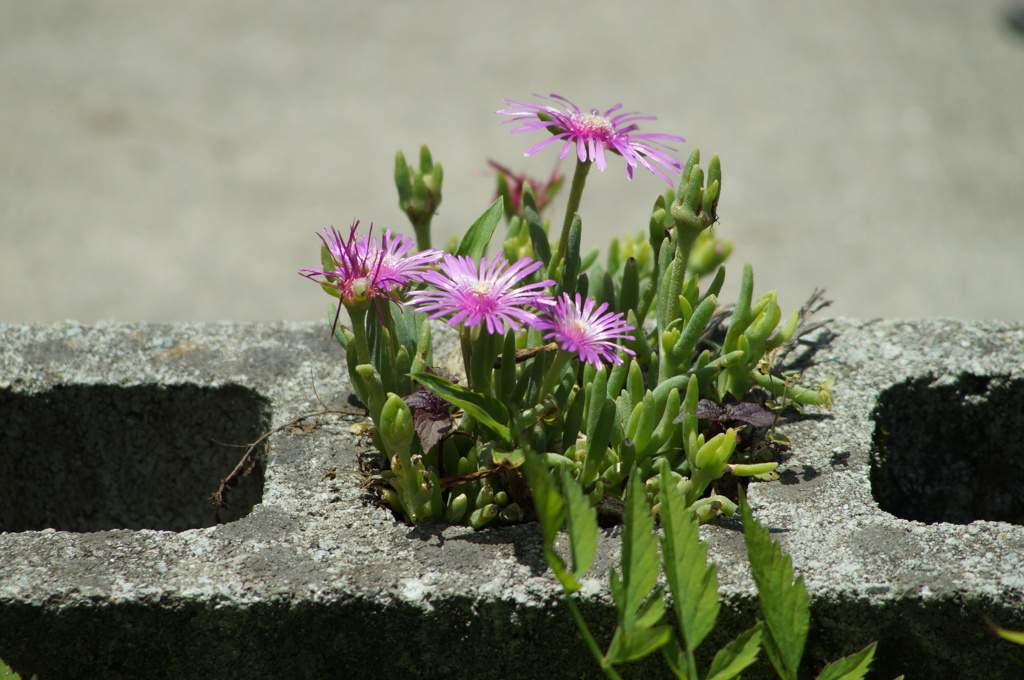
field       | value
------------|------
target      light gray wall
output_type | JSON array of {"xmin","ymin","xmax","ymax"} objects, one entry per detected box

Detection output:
[{"xmin": 3, "ymin": 1, "xmax": 1023, "ymax": 322}]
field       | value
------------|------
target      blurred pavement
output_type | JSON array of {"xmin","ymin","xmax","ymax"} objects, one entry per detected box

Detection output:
[{"xmin": 2, "ymin": 1, "xmax": 1023, "ymax": 323}]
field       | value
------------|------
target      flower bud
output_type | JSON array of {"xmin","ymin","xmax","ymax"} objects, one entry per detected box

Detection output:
[
  {"xmin": 468, "ymin": 504, "xmax": 499, "ymax": 529},
  {"xmin": 694, "ymin": 428, "xmax": 737, "ymax": 471},
  {"xmin": 379, "ymin": 393, "xmax": 414, "ymax": 457},
  {"xmin": 445, "ymin": 493, "xmax": 469, "ymax": 524}
]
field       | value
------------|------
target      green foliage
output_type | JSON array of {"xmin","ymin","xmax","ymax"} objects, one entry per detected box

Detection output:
[
  {"xmin": 525, "ymin": 447, "xmax": 595, "ymax": 593},
  {"xmin": 455, "ymin": 197, "xmax": 503, "ymax": 262},
  {"xmin": 303, "ymin": 98, "xmax": 906, "ymax": 680},
  {"xmin": 605, "ymin": 471, "xmax": 672, "ymax": 665},
  {"xmin": 988, "ymin": 620, "xmax": 1024, "ymax": 671},
  {"xmin": 317, "ymin": 125, "xmax": 832, "ymax": 532},
  {"xmin": 410, "ymin": 371, "xmax": 511, "ymax": 444},
  {"xmin": 0, "ymin": 658, "xmax": 33, "ymax": 680},
  {"xmin": 395, "ymin": 145, "xmax": 443, "ymax": 250},
  {"xmin": 739, "ymin": 487, "xmax": 890, "ymax": 680},
  {"xmin": 739, "ymin": 486, "xmax": 810, "ymax": 680},
  {"xmin": 658, "ymin": 457, "xmax": 763, "ymax": 680},
  {"xmin": 991, "ymin": 621, "xmax": 1024, "ymax": 645},
  {"xmin": 531, "ymin": 464, "xmax": 899, "ymax": 679}
]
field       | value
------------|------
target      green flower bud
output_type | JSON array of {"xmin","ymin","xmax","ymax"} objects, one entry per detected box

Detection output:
[
  {"xmin": 446, "ymin": 493, "xmax": 469, "ymax": 524},
  {"xmin": 690, "ymin": 494, "xmax": 737, "ymax": 524},
  {"xmin": 379, "ymin": 393, "xmax": 415, "ymax": 457},
  {"xmin": 468, "ymin": 504, "xmax": 499, "ymax": 529},
  {"xmin": 381, "ymin": 488, "xmax": 400, "ymax": 512},
  {"xmin": 695, "ymin": 428, "xmax": 737, "ymax": 471},
  {"xmin": 475, "ymin": 484, "xmax": 495, "ymax": 509},
  {"xmin": 498, "ymin": 503, "xmax": 524, "ymax": 524}
]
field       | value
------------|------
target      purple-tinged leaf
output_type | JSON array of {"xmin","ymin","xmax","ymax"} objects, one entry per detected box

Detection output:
[
  {"xmin": 411, "ymin": 408, "xmax": 453, "ymax": 453},
  {"xmin": 726, "ymin": 402, "xmax": 777, "ymax": 429},
  {"xmin": 402, "ymin": 366, "xmax": 458, "ymax": 452},
  {"xmin": 695, "ymin": 399, "xmax": 776, "ymax": 429},
  {"xmin": 696, "ymin": 399, "xmax": 727, "ymax": 422}
]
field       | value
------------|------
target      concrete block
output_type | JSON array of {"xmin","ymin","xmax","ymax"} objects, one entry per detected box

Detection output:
[{"xmin": 0, "ymin": 319, "xmax": 1022, "ymax": 679}]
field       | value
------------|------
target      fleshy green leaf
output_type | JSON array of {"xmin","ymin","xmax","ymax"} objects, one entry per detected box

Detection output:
[
  {"xmin": 658, "ymin": 458, "xmax": 720, "ymax": 652},
  {"xmin": 409, "ymin": 371, "xmax": 511, "ymax": 443},
  {"xmin": 705, "ymin": 623, "xmax": 764, "ymax": 680},
  {"xmin": 813, "ymin": 642, "xmax": 876, "ymax": 680},
  {"xmin": 456, "ymin": 198, "xmax": 503, "ymax": 261},
  {"xmin": 581, "ymin": 398, "xmax": 616, "ymax": 484},
  {"xmin": 739, "ymin": 487, "xmax": 809, "ymax": 680}
]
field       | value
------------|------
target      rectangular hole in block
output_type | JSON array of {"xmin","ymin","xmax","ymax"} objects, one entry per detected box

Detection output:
[
  {"xmin": 870, "ymin": 373, "xmax": 1024, "ymax": 525},
  {"xmin": 0, "ymin": 384, "xmax": 270, "ymax": 533}
]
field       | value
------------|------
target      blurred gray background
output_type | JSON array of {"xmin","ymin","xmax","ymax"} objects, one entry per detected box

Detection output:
[{"xmin": 2, "ymin": 1, "xmax": 1023, "ymax": 323}]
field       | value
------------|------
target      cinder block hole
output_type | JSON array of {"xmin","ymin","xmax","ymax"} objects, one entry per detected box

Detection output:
[
  {"xmin": 0, "ymin": 384, "xmax": 270, "ymax": 533},
  {"xmin": 871, "ymin": 373, "xmax": 1024, "ymax": 525}
]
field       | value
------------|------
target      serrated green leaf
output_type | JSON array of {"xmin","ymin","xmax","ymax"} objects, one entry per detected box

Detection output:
[
  {"xmin": 813, "ymin": 641, "xmax": 876, "ymax": 680},
  {"xmin": 410, "ymin": 371, "xmax": 511, "ymax": 443},
  {"xmin": 991, "ymin": 620, "xmax": 1024, "ymax": 646},
  {"xmin": 739, "ymin": 487, "xmax": 809, "ymax": 680},
  {"xmin": 525, "ymin": 453, "xmax": 563, "ymax": 545},
  {"xmin": 658, "ymin": 458, "xmax": 720, "ymax": 652},
  {"xmin": 455, "ymin": 198, "xmax": 503, "ymax": 261},
  {"xmin": 561, "ymin": 467, "xmax": 597, "ymax": 583},
  {"xmin": 522, "ymin": 448, "xmax": 571, "ymax": 589},
  {"xmin": 616, "ymin": 470, "xmax": 662, "ymax": 630},
  {"xmin": 705, "ymin": 623, "xmax": 763, "ymax": 680},
  {"xmin": 606, "ymin": 624, "xmax": 673, "ymax": 665}
]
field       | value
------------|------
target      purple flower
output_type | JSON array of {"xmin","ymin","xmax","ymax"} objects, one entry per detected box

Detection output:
[
  {"xmin": 300, "ymin": 221, "xmax": 441, "ymax": 305},
  {"xmin": 497, "ymin": 93, "xmax": 685, "ymax": 185},
  {"xmin": 405, "ymin": 254, "xmax": 554, "ymax": 335},
  {"xmin": 535, "ymin": 293, "xmax": 636, "ymax": 366}
]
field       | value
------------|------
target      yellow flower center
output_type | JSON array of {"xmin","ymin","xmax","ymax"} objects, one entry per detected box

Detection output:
[{"xmin": 578, "ymin": 113, "xmax": 614, "ymax": 137}]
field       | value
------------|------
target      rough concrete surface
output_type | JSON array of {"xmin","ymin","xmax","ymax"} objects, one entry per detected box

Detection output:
[
  {"xmin": 1, "ymin": 319, "xmax": 1023, "ymax": 679},
  {"xmin": 3, "ymin": 2, "xmax": 1024, "ymax": 324}
]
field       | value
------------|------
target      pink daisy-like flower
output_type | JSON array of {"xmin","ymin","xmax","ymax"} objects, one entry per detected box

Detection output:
[
  {"xmin": 535, "ymin": 293, "xmax": 636, "ymax": 366},
  {"xmin": 300, "ymin": 221, "xmax": 441, "ymax": 305},
  {"xmin": 405, "ymin": 254, "xmax": 555, "ymax": 335},
  {"xmin": 497, "ymin": 93, "xmax": 685, "ymax": 185}
]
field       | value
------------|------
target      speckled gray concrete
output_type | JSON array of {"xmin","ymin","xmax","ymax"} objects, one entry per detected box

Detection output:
[{"xmin": 1, "ymin": 320, "xmax": 1023, "ymax": 679}]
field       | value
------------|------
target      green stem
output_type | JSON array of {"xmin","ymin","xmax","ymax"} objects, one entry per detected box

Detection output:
[
  {"xmin": 674, "ymin": 224, "xmax": 703, "ymax": 277},
  {"xmin": 550, "ymin": 158, "xmax": 592, "ymax": 279},
  {"xmin": 565, "ymin": 596, "xmax": 624, "ymax": 680},
  {"xmin": 347, "ymin": 304, "xmax": 372, "ymax": 367},
  {"xmin": 667, "ymin": 224, "xmax": 703, "ymax": 311},
  {"xmin": 538, "ymin": 349, "xmax": 573, "ymax": 402},
  {"xmin": 459, "ymin": 324, "xmax": 475, "ymax": 390},
  {"xmin": 413, "ymin": 218, "xmax": 432, "ymax": 252}
]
